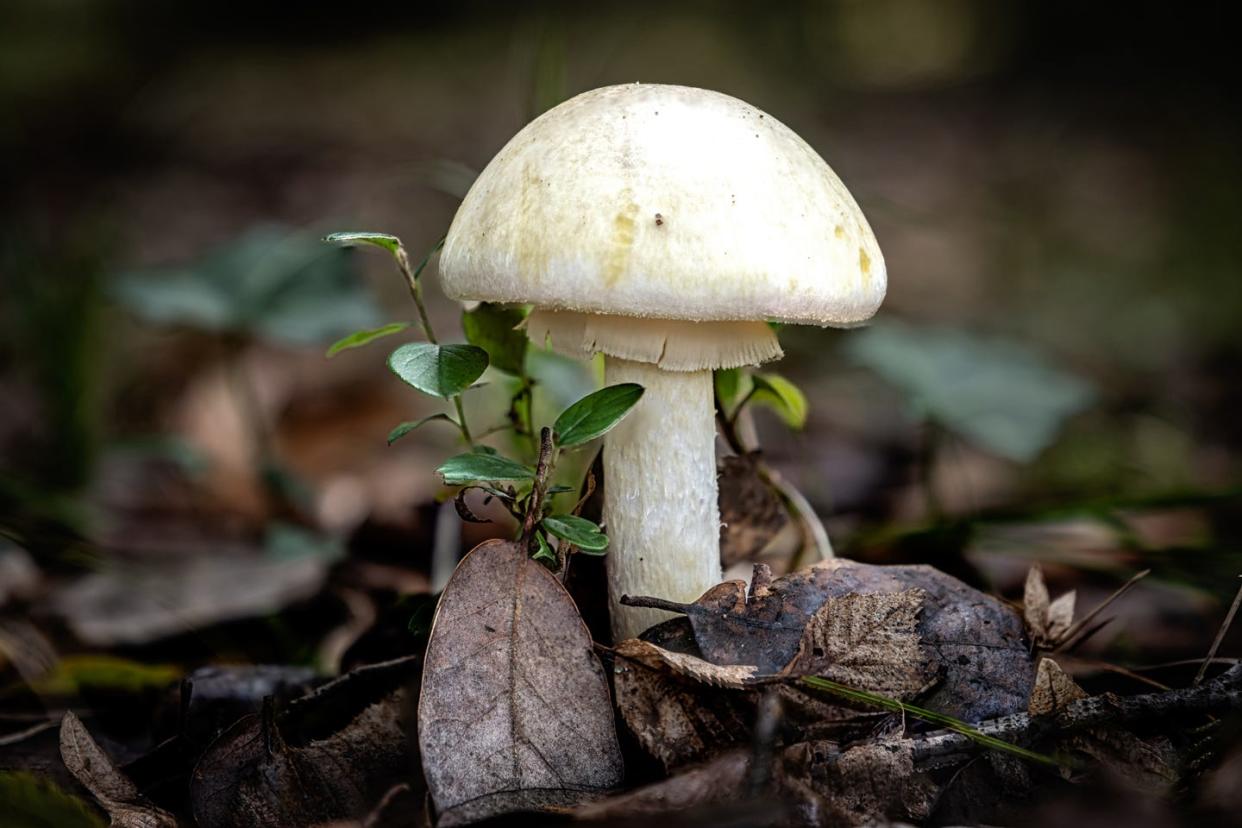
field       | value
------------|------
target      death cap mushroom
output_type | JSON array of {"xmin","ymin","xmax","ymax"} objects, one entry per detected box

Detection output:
[{"xmin": 440, "ymin": 83, "xmax": 885, "ymax": 638}]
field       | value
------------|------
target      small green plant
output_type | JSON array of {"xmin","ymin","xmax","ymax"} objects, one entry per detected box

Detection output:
[{"xmin": 324, "ymin": 232, "xmax": 643, "ymax": 568}]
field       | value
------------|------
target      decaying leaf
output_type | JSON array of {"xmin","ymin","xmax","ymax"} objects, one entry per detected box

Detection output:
[
  {"xmin": 613, "ymin": 639, "xmax": 758, "ymax": 689},
  {"xmin": 52, "ymin": 546, "xmax": 334, "ymax": 647},
  {"xmin": 190, "ymin": 656, "xmax": 420, "ymax": 828},
  {"xmin": 1024, "ymin": 565, "xmax": 1077, "ymax": 648},
  {"xmin": 783, "ymin": 589, "xmax": 933, "ymax": 699},
  {"xmin": 1028, "ymin": 657, "xmax": 1088, "ymax": 716},
  {"xmin": 418, "ymin": 540, "xmax": 623, "ymax": 825},
  {"xmin": 781, "ymin": 739, "xmax": 936, "ymax": 827},
  {"xmin": 60, "ymin": 711, "xmax": 178, "ymax": 828},
  {"xmin": 1027, "ymin": 658, "xmax": 1178, "ymax": 791},
  {"xmin": 611, "ymin": 642, "xmax": 756, "ymax": 771},
  {"xmin": 717, "ymin": 454, "xmax": 791, "ymax": 568},
  {"xmin": 648, "ymin": 559, "xmax": 1034, "ymax": 722}
]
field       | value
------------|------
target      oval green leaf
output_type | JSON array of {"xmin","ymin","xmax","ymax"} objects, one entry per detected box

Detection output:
[
  {"xmin": 750, "ymin": 372, "xmax": 808, "ymax": 429},
  {"xmin": 463, "ymin": 303, "xmax": 529, "ymax": 375},
  {"xmin": 389, "ymin": 343, "xmax": 489, "ymax": 398},
  {"xmin": 322, "ymin": 231, "xmax": 403, "ymax": 254},
  {"xmin": 542, "ymin": 514, "xmax": 608, "ymax": 553},
  {"xmin": 388, "ymin": 413, "xmax": 455, "ymax": 445},
  {"xmin": 327, "ymin": 321, "xmax": 411, "ymax": 357},
  {"xmin": 436, "ymin": 453, "xmax": 535, "ymax": 486},
  {"xmin": 553, "ymin": 383, "xmax": 645, "ymax": 448}
]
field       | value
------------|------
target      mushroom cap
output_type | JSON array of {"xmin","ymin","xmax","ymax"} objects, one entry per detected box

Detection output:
[{"xmin": 440, "ymin": 83, "xmax": 885, "ymax": 327}]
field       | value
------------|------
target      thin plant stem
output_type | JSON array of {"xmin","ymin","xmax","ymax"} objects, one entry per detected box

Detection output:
[
  {"xmin": 1195, "ymin": 575, "xmax": 1242, "ymax": 686},
  {"xmin": 393, "ymin": 238, "xmax": 473, "ymax": 445}
]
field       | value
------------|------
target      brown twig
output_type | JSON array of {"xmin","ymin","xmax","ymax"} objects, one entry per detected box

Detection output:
[
  {"xmin": 520, "ymin": 427, "xmax": 555, "ymax": 544},
  {"xmin": 908, "ymin": 661, "xmax": 1242, "ymax": 766},
  {"xmin": 620, "ymin": 594, "xmax": 695, "ymax": 615},
  {"xmin": 1195, "ymin": 575, "xmax": 1242, "ymax": 686},
  {"xmin": 1055, "ymin": 568, "xmax": 1150, "ymax": 652}
]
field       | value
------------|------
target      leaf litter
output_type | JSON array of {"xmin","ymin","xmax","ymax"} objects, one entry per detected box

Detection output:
[{"xmin": 417, "ymin": 539, "xmax": 624, "ymax": 825}]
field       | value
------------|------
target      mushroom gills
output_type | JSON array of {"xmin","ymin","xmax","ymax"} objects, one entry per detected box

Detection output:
[{"xmin": 526, "ymin": 309, "xmax": 783, "ymax": 371}]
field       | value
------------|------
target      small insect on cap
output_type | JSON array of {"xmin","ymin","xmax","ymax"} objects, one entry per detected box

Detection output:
[{"xmin": 440, "ymin": 83, "xmax": 885, "ymax": 371}]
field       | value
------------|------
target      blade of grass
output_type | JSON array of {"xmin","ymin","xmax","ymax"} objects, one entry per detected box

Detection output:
[{"xmin": 800, "ymin": 675, "xmax": 1062, "ymax": 768}]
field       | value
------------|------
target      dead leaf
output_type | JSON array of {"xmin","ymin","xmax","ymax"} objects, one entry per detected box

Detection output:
[
  {"xmin": 1028, "ymin": 658, "xmax": 1088, "ymax": 716},
  {"xmin": 613, "ymin": 640, "xmax": 757, "ymax": 689},
  {"xmin": 60, "ymin": 711, "xmax": 178, "ymax": 828},
  {"xmin": 1024, "ymin": 564, "xmax": 1077, "ymax": 648},
  {"xmin": 417, "ymin": 540, "xmax": 623, "ymax": 825},
  {"xmin": 779, "ymin": 740, "xmax": 936, "ymax": 827},
  {"xmin": 611, "ymin": 642, "xmax": 756, "ymax": 771},
  {"xmin": 783, "ymin": 589, "xmax": 933, "ymax": 699},
  {"xmin": 181, "ymin": 665, "xmax": 319, "ymax": 749},
  {"xmin": 652, "ymin": 559, "xmax": 1034, "ymax": 722},
  {"xmin": 190, "ymin": 656, "xmax": 420, "ymax": 828},
  {"xmin": 718, "ymin": 454, "xmax": 790, "ymax": 568},
  {"xmin": 1047, "ymin": 590, "xmax": 1077, "ymax": 641},
  {"xmin": 573, "ymin": 749, "xmax": 751, "ymax": 821},
  {"xmin": 1026, "ymin": 658, "xmax": 1177, "ymax": 791},
  {"xmin": 52, "ymin": 546, "xmax": 333, "ymax": 647}
]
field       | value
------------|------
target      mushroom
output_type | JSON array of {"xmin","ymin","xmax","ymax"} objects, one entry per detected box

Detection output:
[{"xmin": 439, "ymin": 83, "xmax": 884, "ymax": 639}]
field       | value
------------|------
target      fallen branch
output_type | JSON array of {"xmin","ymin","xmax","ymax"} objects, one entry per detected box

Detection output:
[{"xmin": 905, "ymin": 661, "xmax": 1242, "ymax": 767}]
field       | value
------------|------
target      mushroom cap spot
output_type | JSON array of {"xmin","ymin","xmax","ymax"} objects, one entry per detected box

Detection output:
[{"xmin": 441, "ymin": 83, "xmax": 885, "ymax": 328}]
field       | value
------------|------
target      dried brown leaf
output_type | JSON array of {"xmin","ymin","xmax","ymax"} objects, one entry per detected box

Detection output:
[
  {"xmin": 417, "ymin": 540, "xmax": 622, "ymax": 825},
  {"xmin": 59, "ymin": 711, "xmax": 178, "ymax": 828},
  {"xmin": 663, "ymin": 559, "xmax": 1034, "ymax": 722},
  {"xmin": 1027, "ymin": 658, "xmax": 1178, "ymax": 791},
  {"xmin": 718, "ymin": 455, "xmax": 789, "ymax": 567},
  {"xmin": 1046, "ymin": 590, "xmax": 1077, "ymax": 641},
  {"xmin": 783, "ymin": 589, "xmax": 933, "ymax": 698},
  {"xmin": 1023, "ymin": 564, "xmax": 1052, "ymax": 642},
  {"xmin": 1028, "ymin": 657, "xmax": 1088, "ymax": 716},
  {"xmin": 780, "ymin": 739, "xmax": 935, "ymax": 826},
  {"xmin": 190, "ymin": 656, "xmax": 420, "ymax": 828},
  {"xmin": 613, "ymin": 639, "xmax": 758, "ymax": 689}
]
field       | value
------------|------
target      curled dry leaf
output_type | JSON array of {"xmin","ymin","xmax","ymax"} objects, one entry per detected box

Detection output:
[
  {"xmin": 646, "ymin": 559, "xmax": 1034, "ymax": 722},
  {"xmin": 190, "ymin": 656, "xmax": 421, "ymax": 828},
  {"xmin": 59, "ymin": 711, "xmax": 178, "ymax": 828},
  {"xmin": 611, "ymin": 591, "xmax": 931, "ymax": 771},
  {"xmin": 418, "ymin": 540, "xmax": 623, "ymax": 825}
]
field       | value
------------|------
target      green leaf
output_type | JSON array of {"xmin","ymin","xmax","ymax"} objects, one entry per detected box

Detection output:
[
  {"xmin": 0, "ymin": 771, "xmax": 106, "ymax": 828},
  {"xmin": 750, "ymin": 373, "xmax": 808, "ymax": 429},
  {"xmin": 436, "ymin": 453, "xmax": 535, "ymax": 486},
  {"xmin": 31, "ymin": 655, "xmax": 181, "ymax": 695},
  {"xmin": 472, "ymin": 444, "xmax": 500, "ymax": 455},
  {"xmin": 714, "ymin": 368, "xmax": 742, "ymax": 409},
  {"xmin": 532, "ymin": 530, "xmax": 557, "ymax": 565},
  {"xmin": 542, "ymin": 514, "xmax": 608, "ymax": 552},
  {"xmin": 463, "ymin": 303, "xmax": 529, "ymax": 375},
  {"xmin": 553, "ymin": 383, "xmax": 645, "ymax": 448},
  {"xmin": 388, "ymin": 343, "xmax": 489, "ymax": 398},
  {"xmin": 800, "ymin": 675, "xmax": 1061, "ymax": 767},
  {"xmin": 845, "ymin": 320, "xmax": 1097, "ymax": 462},
  {"xmin": 322, "ymin": 231, "xmax": 403, "ymax": 254},
  {"xmin": 114, "ymin": 225, "xmax": 382, "ymax": 345},
  {"xmin": 327, "ymin": 322, "xmax": 411, "ymax": 357},
  {"xmin": 388, "ymin": 414, "xmax": 455, "ymax": 445}
]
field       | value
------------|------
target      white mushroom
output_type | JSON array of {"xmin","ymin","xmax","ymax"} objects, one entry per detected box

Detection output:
[{"xmin": 440, "ymin": 83, "xmax": 885, "ymax": 640}]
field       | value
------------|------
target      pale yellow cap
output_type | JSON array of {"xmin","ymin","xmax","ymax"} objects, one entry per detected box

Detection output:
[{"xmin": 440, "ymin": 83, "xmax": 885, "ymax": 370}]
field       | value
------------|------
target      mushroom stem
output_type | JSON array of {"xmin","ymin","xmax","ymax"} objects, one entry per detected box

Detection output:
[{"xmin": 602, "ymin": 358, "xmax": 722, "ymax": 640}]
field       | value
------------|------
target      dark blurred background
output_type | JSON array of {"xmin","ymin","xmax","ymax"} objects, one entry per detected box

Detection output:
[{"xmin": 2, "ymin": 1, "xmax": 1240, "ymax": 670}]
